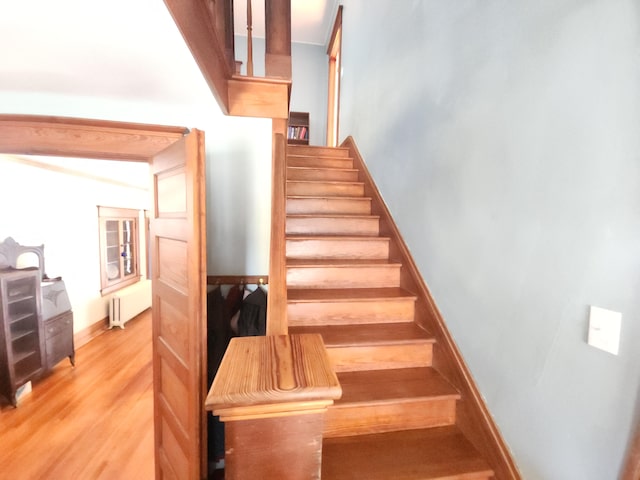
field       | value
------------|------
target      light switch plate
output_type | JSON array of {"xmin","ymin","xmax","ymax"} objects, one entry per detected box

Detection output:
[{"xmin": 588, "ymin": 306, "xmax": 621, "ymax": 355}]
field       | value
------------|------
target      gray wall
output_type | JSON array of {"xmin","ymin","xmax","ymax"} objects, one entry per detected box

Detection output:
[
  {"xmin": 338, "ymin": 1, "xmax": 640, "ymax": 478},
  {"xmin": 235, "ymin": 36, "xmax": 328, "ymax": 145},
  {"xmin": 290, "ymin": 41, "xmax": 329, "ymax": 146}
]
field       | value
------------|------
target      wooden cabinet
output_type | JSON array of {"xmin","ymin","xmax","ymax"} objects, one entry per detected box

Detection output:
[
  {"xmin": 288, "ymin": 111, "xmax": 309, "ymax": 145},
  {"xmin": 0, "ymin": 269, "xmax": 45, "ymax": 406},
  {"xmin": 44, "ymin": 311, "xmax": 75, "ymax": 370},
  {"xmin": 0, "ymin": 239, "xmax": 75, "ymax": 406}
]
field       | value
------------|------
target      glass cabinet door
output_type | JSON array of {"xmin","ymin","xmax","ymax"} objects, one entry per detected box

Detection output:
[
  {"xmin": 105, "ymin": 220, "xmax": 121, "ymax": 281},
  {"xmin": 121, "ymin": 219, "xmax": 135, "ymax": 277}
]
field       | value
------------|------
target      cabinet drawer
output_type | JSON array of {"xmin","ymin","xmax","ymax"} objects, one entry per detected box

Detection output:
[
  {"xmin": 44, "ymin": 312, "xmax": 73, "ymax": 339},
  {"xmin": 46, "ymin": 330, "xmax": 74, "ymax": 369}
]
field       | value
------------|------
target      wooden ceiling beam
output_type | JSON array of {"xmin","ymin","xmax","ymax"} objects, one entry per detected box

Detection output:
[{"xmin": 0, "ymin": 114, "xmax": 186, "ymax": 161}]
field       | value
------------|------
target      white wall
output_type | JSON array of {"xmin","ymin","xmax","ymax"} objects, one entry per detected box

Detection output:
[
  {"xmin": 0, "ymin": 156, "xmax": 149, "ymax": 334},
  {"xmin": 204, "ymin": 115, "xmax": 272, "ymax": 275},
  {"xmin": 339, "ymin": 0, "xmax": 640, "ymax": 478},
  {"xmin": 1, "ymin": 0, "xmax": 277, "ymax": 279},
  {"xmin": 0, "ymin": 90, "xmax": 274, "ymax": 278}
]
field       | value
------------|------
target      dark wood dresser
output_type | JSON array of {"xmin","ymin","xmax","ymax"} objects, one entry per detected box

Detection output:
[
  {"xmin": 0, "ymin": 238, "xmax": 75, "ymax": 406},
  {"xmin": 41, "ymin": 279, "xmax": 75, "ymax": 370}
]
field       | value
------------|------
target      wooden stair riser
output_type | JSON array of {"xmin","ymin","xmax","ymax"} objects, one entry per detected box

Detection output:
[
  {"xmin": 286, "ymin": 237, "xmax": 390, "ymax": 260},
  {"xmin": 287, "ymin": 299, "xmax": 415, "ymax": 326},
  {"xmin": 321, "ymin": 426, "xmax": 495, "ymax": 480},
  {"xmin": 286, "ymin": 216, "xmax": 379, "ymax": 236},
  {"xmin": 287, "ymin": 167, "xmax": 359, "ymax": 182},
  {"xmin": 286, "ymin": 265, "xmax": 401, "ymax": 289},
  {"xmin": 287, "ymin": 181, "xmax": 364, "ymax": 197},
  {"xmin": 287, "ymin": 156, "xmax": 354, "ymax": 169},
  {"xmin": 287, "ymin": 146, "xmax": 351, "ymax": 158},
  {"xmin": 324, "ymin": 398, "xmax": 458, "ymax": 438},
  {"xmin": 327, "ymin": 344, "xmax": 433, "ymax": 372},
  {"xmin": 286, "ymin": 197, "xmax": 372, "ymax": 215}
]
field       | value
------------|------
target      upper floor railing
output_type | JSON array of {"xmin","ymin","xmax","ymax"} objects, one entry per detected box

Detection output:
[{"xmin": 163, "ymin": 0, "xmax": 291, "ymax": 334}]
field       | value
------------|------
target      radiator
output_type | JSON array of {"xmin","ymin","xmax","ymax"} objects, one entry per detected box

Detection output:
[{"xmin": 109, "ymin": 280, "xmax": 152, "ymax": 329}]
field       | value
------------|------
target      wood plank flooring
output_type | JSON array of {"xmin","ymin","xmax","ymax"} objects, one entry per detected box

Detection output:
[{"xmin": 0, "ymin": 310, "xmax": 154, "ymax": 479}]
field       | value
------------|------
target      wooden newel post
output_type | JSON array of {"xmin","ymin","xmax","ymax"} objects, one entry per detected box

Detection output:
[
  {"xmin": 206, "ymin": 334, "xmax": 342, "ymax": 479},
  {"xmin": 265, "ymin": 0, "xmax": 292, "ymax": 79}
]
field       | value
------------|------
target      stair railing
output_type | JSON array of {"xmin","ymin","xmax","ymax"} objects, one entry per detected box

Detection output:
[
  {"xmin": 238, "ymin": 0, "xmax": 292, "ymax": 79},
  {"xmin": 164, "ymin": 0, "xmax": 292, "ymax": 325},
  {"xmin": 165, "ymin": 0, "xmax": 292, "ymax": 114}
]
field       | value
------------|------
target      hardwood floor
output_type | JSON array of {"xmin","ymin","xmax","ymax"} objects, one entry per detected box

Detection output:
[{"xmin": 0, "ymin": 310, "xmax": 154, "ymax": 479}]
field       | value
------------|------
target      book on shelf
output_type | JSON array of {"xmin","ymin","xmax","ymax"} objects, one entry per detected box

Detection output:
[
  {"xmin": 288, "ymin": 125, "xmax": 309, "ymax": 140},
  {"xmin": 287, "ymin": 111, "xmax": 309, "ymax": 144}
]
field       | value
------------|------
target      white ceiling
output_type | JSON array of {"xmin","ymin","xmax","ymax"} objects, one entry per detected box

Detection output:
[
  {"xmin": 0, "ymin": 0, "xmax": 338, "ymax": 105},
  {"xmin": 0, "ymin": 0, "xmax": 337, "ymax": 176},
  {"xmin": 3, "ymin": 154, "xmax": 151, "ymax": 190}
]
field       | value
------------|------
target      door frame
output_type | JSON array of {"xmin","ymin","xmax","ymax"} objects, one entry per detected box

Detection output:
[
  {"xmin": 326, "ymin": 5, "xmax": 343, "ymax": 147},
  {"xmin": 0, "ymin": 114, "xmax": 187, "ymax": 161},
  {"xmin": 0, "ymin": 113, "xmax": 206, "ymax": 477}
]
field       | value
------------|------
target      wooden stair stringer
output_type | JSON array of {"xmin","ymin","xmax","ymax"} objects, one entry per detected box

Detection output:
[{"xmin": 341, "ymin": 136, "xmax": 521, "ymax": 479}]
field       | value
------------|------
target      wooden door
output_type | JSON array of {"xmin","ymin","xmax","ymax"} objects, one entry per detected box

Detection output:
[{"xmin": 150, "ymin": 130, "xmax": 207, "ymax": 479}]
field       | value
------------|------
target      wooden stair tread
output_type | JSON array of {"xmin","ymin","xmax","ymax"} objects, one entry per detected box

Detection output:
[
  {"xmin": 287, "ymin": 157, "xmax": 354, "ymax": 169},
  {"xmin": 287, "ymin": 259, "xmax": 400, "ymax": 267},
  {"xmin": 287, "ymin": 145, "xmax": 350, "ymax": 150},
  {"xmin": 287, "ymin": 181, "xmax": 365, "ymax": 198},
  {"xmin": 322, "ymin": 426, "xmax": 494, "ymax": 480},
  {"xmin": 287, "ymin": 149, "xmax": 351, "ymax": 158},
  {"xmin": 288, "ymin": 287, "xmax": 415, "ymax": 302},
  {"xmin": 334, "ymin": 367, "xmax": 459, "ymax": 405},
  {"xmin": 287, "ymin": 195, "xmax": 370, "ymax": 200},
  {"xmin": 286, "ymin": 196, "xmax": 373, "ymax": 215},
  {"xmin": 287, "ymin": 180, "xmax": 364, "ymax": 186},
  {"xmin": 288, "ymin": 166, "xmax": 359, "ymax": 173},
  {"xmin": 286, "ymin": 214, "xmax": 379, "ymax": 222},
  {"xmin": 289, "ymin": 323, "xmax": 432, "ymax": 347},
  {"xmin": 286, "ymin": 235, "xmax": 389, "ymax": 241},
  {"xmin": 287, "ymin": 153, "xmax": 352, "ymax": 158},
  {"xmin": 287, "ymin": 213, "xmax": 379, "ymax": 219}
]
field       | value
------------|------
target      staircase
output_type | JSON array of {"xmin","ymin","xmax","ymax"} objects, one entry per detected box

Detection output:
[{"xmin": 285, "ymin": 144, "xmax": 506, "ymax": 479}]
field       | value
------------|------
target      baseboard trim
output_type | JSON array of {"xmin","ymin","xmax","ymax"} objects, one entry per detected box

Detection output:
[{"xmin": 74, "ymin": 316, "xmax": 109, "ymax": 349}]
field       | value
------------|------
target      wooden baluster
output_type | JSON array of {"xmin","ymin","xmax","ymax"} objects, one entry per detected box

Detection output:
[
  {"xmin": 246, "ymin": 0, "xmax": 254, "ymax": 77},
  {"xmin": 265, "ymin": 0, "xmax": 292, "ymax": 79},
  {"xmin": 223, "ymin": 0, "xmax": 235, "ymax": 72}
]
